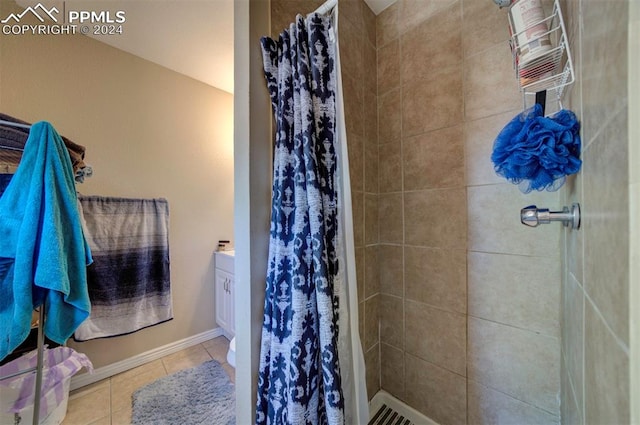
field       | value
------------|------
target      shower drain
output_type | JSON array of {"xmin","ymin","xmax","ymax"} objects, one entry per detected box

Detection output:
[{"xmin": 368, "ymin": 403, "xmax": 415, "ymax": 425}]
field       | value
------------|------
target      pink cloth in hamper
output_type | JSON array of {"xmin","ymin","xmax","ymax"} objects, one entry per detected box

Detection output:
[{"xmin": 0, "ymin": 346, "xmax": 93, "ymax": 417}]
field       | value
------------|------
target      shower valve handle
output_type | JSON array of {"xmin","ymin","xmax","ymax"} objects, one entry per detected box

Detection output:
[{"xmin": 520, "ymin": 203, "xmax": 581, "ymax": 229}]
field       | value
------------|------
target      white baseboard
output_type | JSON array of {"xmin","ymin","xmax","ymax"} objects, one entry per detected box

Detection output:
[{"xmin": 70, "ymin": 328, "xmax": 224, "ymax": 391}]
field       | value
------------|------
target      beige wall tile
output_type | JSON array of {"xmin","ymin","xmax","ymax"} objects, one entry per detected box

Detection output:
[
  {"xmin": 340, "ymin": 0, "xmax": 364, "ymax": 33},
  {"xmin": 365, "ymin": 193, "xmax": 379, "ymax": 244},
  {"xmin": 398, "ymin": 0, "xmax": 459, "ymax": 36},
  {"xmin": 378, "ymin": 193, "xmax": 404, "ymax": 243},
  {"xmin": 343, "ymin": 71, "xmax": 364, "ymax": 137},
  {"xmin": 378, "ymin": 40, "xmax": 401, "ymax": 96},
  {"xmin": 353, "ymin": 191, "xmax": 365, "ymax": 247},
  {"xmin": 364, "ymin": 91, "xmax": 378, "ymax": 144},
  {"xmin": 581, "ymin": 0, "xmax": 628, "ymax": 144},
  {"xmin": 403, "ymin": 70, "xmax": 463, "ymax": 138},
  {"xmin": 468, "ymin": 252, "xmax": 560, "ymax": 337},
  {"xmin": 348, "ymin": 131, "xmax": 364, "ymax": 192},
  {"xmin": 583, "ymin": 109, "xmax": 630, "ymax": 345},
  {"xmin": 405, "ymin": 246, "xmax": 466, "ymax": 314},
  {"xmin": 467, "ymin": 184, "xmax": 560, "ymax": 257},
  {"xmin": 584, "ymin": 299, "xmax": 630, "ymax": 425},
  {"xmin": 405, "ymin": 301, "xmax": 466, "ymax": 375},
  {"xmin": 365, "ymin": 245, "xmax": 380, "ymax": 297},
  {"xmin": 376, "ymin": 2, "xmax": 399, "ymax": 47},
  {"xmin": 356, "ymin": 246, "xmax": 365, "ymax": 302},
  {"xmin": 468, "ymin": 380, "xmax": 560, "ymax": 425},
  {"xmin": 631, "ymin": 10, "xmax": 640, "ymax": 186},
  {"xmin": 379, "ymin": 244, "xmax": 404, "ymax": 297},
  {"xmin": 270, "ymin": 0, "xmax": 323, "ymax": 38},
  {"xmin": 559, "ymin": 2, "xmax": 632, "ymax": 423},
  {"xmin": 404, "ymin": 188, "xmax": 466, "ymax": 249},
  {"xmin": 364, "ymin": 295, "xmax": 380, "ymax": 350},
  {"xmin": 339, "ymin": 16, "xmax": 364, "ymax": 83},
  {"xmin": 365, "ymin": 344, "xmax": 381, "ymax": 399},
  {"xmin": 562, "ymin": 273, "xmax": 584, "ymax": 415},
  {"xmin": 363, "ymin": 42, "xmax": 377, "ymax": 95},
  {"xmin": 404, "ymin": 353, "xmax": 467, "ymax": 425},
  {"xmin": 378, "ymin": 142, "xmax": 403, "ymax": 193},
  {"xmin": 403, "ymin": 125, "xmax": 464, "ymax": 191},
  {"xmin": 379, "ymin": 294, "xmax": 404, "ymax": 348},
  {"xmin": 463, "ymin": 43, "xmax": 521, "ymax": 121},
  {"xmin": 468, "ymin": 317, "xmax": 560, "ymax": 414},
  {"xmin": 464, "ymin": 110, "xmax": 518, "ymax": 187},
  {"xmin": 562, "ymin": 0, "xmax": 582, "ymax": 121},
  {"xmin": 359, "ymin": 300, "xmax": 366, "ymax": 349},
  {"xmin": 378, "ymin": 88, "xmax": 402, "ymax": 144},
  {"xmin": 365, "ymin": 140, "xmax": 379, "ymax": 193},
  {"xmin": 561, "ymin": 354, "xmax": 583, "ymax": 425},
  {"xmin": 381, "ymin": 343, "xmax": 405, "ymax": 400},
  {"xmin": 563, "ymin": 175, "xmax": 584, "ymax": 284},
  {"xmin": 461, "ymin": 0, "xmax": 510, "ymax": 58},
  {"xmin": 401, "ymin": 2, "xmax": 462, "ymax": 84},
  {"xmin": 363, "ymin": 2, "xmax": 377, "ymax": 47}
]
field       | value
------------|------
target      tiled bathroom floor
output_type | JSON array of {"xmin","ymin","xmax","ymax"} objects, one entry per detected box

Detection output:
[{"xmin": 61, "ymin": 336, "xmax": 234, "ymax": 425}]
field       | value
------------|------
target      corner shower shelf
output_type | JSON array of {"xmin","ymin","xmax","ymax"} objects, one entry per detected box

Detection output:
[{"xmin": 508, "ymin": 0, "xmax": 574, "ymax": 115}]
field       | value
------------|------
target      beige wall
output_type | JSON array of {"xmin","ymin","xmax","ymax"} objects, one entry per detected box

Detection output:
[
  {"xmin": 0, "ymin": 2, "xmax": 234, "ymax": 369},
  {"xmin": 375, "ymin": 1, "xmax": 562, "ymax": 423},
  {"xmin": 561, "ymin": 0, "xmax": 631, "ymax": 423},
  {"xmin": 233, "ymin": 0, "xmax": 272, "ymax": 423}
]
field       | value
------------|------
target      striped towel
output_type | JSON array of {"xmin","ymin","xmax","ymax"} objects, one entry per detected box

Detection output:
[{"xmin": 73, "ymin": 196, "xmax": 173, "ymax": 341}]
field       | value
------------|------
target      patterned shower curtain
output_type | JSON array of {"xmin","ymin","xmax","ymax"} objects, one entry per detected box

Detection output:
[{"xmin": 256, "ymin": 11, "xmax": 345, "ymax": 425}]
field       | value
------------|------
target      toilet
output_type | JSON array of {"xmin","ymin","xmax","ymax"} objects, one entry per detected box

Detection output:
[{"xmin": 227, "ymin": 336, "xmax": 236, "ymax": 368}]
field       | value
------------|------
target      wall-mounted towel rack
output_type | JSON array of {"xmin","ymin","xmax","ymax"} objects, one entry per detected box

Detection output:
[
  {"xmin": 0, "ymin": 114, "xmax": 92, "ymax": 182},
  {"xmin": 0, "ymin": 119, "xmax": 30, "ymax": 129}
]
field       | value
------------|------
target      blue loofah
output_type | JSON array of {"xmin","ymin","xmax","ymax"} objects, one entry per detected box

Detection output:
[{"xmin": 491, "ymin": 104, "xmax": 582, "ymax": 193}]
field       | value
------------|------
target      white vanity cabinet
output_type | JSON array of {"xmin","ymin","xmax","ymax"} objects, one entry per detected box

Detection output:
[{"xmin": 214, "ymin": 250, "xmax": 235, "ymax": 338}]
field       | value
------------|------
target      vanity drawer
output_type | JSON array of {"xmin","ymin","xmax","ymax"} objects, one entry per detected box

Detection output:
[{"xmin": 215, "ymin": 251, "xmax": 234, "ymax": 273}]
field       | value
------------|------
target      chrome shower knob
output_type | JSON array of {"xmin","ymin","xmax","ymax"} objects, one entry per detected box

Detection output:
[{"xmin": 520, "ymin": 203, "xmax": 580, "ymax": 229}]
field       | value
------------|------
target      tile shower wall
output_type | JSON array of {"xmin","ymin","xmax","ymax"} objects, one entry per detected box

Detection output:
[
  {"xmin": 269, "ymin": 0, "xmax": 381, "ymax": 398},
  {"xmin": 263, "ymin": 2, "xmax": 623, "ymax": 424},
  {"xmin": 376, "ymin": 1, "xmax": 562, "ymax": 423},
  {"xmin": 560, "ymin": 1, "xmax": 630, "ymax": 424}
]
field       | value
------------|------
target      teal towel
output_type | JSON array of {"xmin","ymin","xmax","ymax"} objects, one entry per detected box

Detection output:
[{"xmin": 0, "ymin": 122, "xmax": 92, "ymax": 361}]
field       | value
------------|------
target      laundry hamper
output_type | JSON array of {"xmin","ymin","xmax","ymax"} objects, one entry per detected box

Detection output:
[{"xmin": 0, "ymin": 347, "xmax": 93, "ymax": 425}]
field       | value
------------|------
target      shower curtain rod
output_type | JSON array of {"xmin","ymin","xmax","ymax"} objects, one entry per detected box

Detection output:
[{"xmin": 314, "ymin": 0, "xmax": 337, "ymax": 15}]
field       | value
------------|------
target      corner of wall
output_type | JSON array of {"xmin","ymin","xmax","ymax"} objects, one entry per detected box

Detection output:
[{"xmin": 234, "ymin": 0, "xmax": 272, "ymax": 424}]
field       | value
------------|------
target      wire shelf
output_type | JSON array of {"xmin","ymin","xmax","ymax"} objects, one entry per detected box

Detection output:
[{"xmin": 508, "ymin": 0, "xmax": 574, "ymax": 115}]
